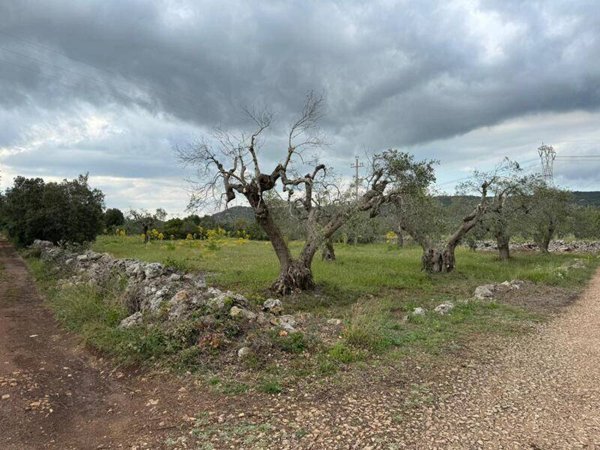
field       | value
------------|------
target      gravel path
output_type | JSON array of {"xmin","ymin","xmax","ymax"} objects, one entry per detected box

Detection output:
[
  {"xmin": 396, "ymin": 270, "xmax": 600, "ymax": 449},
  {"xmin": 232, "ymin": 272, "xmax": 600, "ymax": 449}
]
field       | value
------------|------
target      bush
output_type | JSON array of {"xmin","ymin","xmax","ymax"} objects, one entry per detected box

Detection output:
[{"xmin": 1, "ymin": 174, "xmax": 105, "ymax": 246}]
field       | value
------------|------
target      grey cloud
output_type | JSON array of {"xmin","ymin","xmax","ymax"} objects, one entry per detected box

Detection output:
[{"xmin": 1, "ymin": 0, "xmax": 600, "ymax": 212}]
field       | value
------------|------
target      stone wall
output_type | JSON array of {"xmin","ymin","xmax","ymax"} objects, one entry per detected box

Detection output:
[{"xmin": 30, "ymin": 240, "xmax": 295, "ymax": 333}]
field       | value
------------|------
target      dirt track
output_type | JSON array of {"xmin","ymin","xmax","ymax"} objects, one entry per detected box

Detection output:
[{"xmin": 0, "ymin": 238, "xmax": 183, "ymax": 449}]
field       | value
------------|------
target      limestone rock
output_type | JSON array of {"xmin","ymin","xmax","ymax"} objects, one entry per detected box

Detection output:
[
  {"xmin": 277, "ymin": 315, "xmax": 297, "ymax": 333},
  {"xmin": 434, "ymin": 302, "xmax": 454, "ymax": 315},
  {"xmin": 412, "ymin": 307, "xmax": 426, "ymax": 316},
  {"xmin": 474, "ymin": 284, "xmax": 495, "ymax": 300},
  {"xmin": 230, "ymin": 306, "xmax": 257, "ymax": 321},
  {"xmin": 237, "ymin": 347, "xmax": 251, "ymax": 359},
  {"xmin": 263, "ymin": 298, "xmax": 283, "ymax": 315},
  {"xmin": 144, "ymin": 262, "xmax": 164, "ymax": 279},
  {"xmin": 119, "ymin": 311, "xmax": 143, "ymax": 329}
]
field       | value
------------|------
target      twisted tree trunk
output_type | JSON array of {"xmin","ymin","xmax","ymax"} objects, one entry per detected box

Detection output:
[{"xmin": 321, "ymin": 238, "xmax": 336, "ymax": 261}]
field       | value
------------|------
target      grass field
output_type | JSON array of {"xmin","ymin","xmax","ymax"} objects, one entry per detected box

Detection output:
[
  {"xmin": 26, "ymin": 235, "xmax": 598, "ymax": 390},
  {"xmin": 93, "ymin": 235, "xmax": 597, "ymax": 306}
]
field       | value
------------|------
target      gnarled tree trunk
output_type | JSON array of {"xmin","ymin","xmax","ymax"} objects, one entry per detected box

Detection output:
[
  {"xmin": 271, "ymin": 260, "xmax": 315, "ymax": 295},
  {"xmin": 496, "ymin": 231, "xmax": 510, "ymax": 261},
  {"xmin": 321, "ymin": 238, "xmax": 336, "ymax": 261},
  {"xmin": 421, "ymin": 245, "xmax": 457, "ymax": 273},
  {"xmin": 396, "ymin": 228, "xmax": 404, "ymax": 248}
]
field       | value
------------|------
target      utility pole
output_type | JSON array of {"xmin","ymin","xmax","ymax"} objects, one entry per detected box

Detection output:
[
  {"xmin": 350, "ymin": 156, "xmax": 364, "ymax": 201},
  {"xmin": 538, "ymin": 143, "xmax": 556, "ymax": 185}
]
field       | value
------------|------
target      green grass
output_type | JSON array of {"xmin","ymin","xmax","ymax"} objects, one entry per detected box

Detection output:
[
  {"xmin": 25, "ymin": 235, "xmax": 599, "ymax": 386},
  {"xmin": 26, "ymin": 258, "xmax": 193, "ymax": 366},
  {"xmin": 93, "ymin": 235, "xmax": 598, "ymax": 302},
  {"xmin": 90, "ymin": 235, "xmax": 599, "ymax": 367}
]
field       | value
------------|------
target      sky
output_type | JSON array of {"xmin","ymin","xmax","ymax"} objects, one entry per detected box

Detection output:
[{"xmin": 1, "ymin": 0, "xmax": 599, "ymax": 217}]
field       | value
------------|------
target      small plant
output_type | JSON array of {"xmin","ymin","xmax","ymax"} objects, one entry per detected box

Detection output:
[
  {"xmin": 163, "ymin": 257, "xmax": 189, "ymax": 272},
  {"xmin": 258, "ymin": 378, "xmax": 283, "ymax": 394},
  {"xmin": 272, "ymin": 331, "xmax": 309, "ymax": 354},
  {"xmin": 328, "ymin": 342, "xmax": 360, "ymax": 363}
]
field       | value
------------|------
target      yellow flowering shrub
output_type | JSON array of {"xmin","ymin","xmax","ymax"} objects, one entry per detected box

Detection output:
[{"xmin": 385, "ymin": 231, "xmax": 398, "ymax": 245}]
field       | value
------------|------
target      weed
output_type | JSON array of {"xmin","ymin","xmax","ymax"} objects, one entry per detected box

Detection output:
[
  {"xmin": 328, "ymin": 342, "xmax": 361, "ymax": 363},
  {"xmin": 258, "ymin": 378, "xmax": 283, "ymax": 394},
  {"xmin": 272, "ymin": 331, "xmax": 309, "ymax": 354}
]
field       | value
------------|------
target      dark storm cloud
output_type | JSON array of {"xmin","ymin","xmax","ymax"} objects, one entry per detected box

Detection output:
[
  {"xmin": 1, "ymin": 0, "xmax": 598, "ymax": 141},
  {"xmin": 1, "ymin": 0, "xmax": 600, "ymax": 212}
]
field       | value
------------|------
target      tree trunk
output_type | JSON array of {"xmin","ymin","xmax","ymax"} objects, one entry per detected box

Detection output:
[
  {"xmin": 422, "ymin": 245, "xmax": 456, "ymax": 273},
  {"xmin": 271, "ymin": 259, "xmax": 315, "ymax": 295},
  {"xmin": 538, "ymin": 236, "xmax": 551, "ymax": 253},
  {"xmin": 252, "ymin": 202, "xmax": 292, "ymax": 269},
  {"xmin": 321, "ymin": 238, "xmax": 336, "ymax": 261},
  {"xmin": 537, "ymin": 224, "xmax": 555, "ymax": 253},
  {"xmin": 143, "ymin": 224, "xmax": 149, "ymax": 244},
  {"xmin": 396, "ymin": 228, "xmax": 404, "ymax": 248},
  {"xmin": 496, "ymin": 233, "xmax": 510, "ymax": 261}
]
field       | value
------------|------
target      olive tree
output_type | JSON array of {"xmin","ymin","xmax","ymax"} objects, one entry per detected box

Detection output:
[
  {"xmin": 180, "ymin": 94, "xmax": 431, "ymax": 294},
  {"xmin": 481, "ymin": 160, "xmax": 540, "ymax": 261},
  {"xmin": 391, "ymin": 163, "xmax": 513, "ymax": 272},
  {"xmin": 525, "ymin": 184, "xmax": 572, "ymax": 252}
]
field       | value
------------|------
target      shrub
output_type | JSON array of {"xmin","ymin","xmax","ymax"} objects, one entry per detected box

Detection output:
[{"xmin": 1, "ymin": 174, "xmax": 105, "ymax": 246}]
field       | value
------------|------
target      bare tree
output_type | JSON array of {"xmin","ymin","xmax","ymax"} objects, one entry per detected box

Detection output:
[
  {"xmin": 129, "ymin": 209, "xmax": 165, "ymax": 243},
  {"xmin": 180, "ymin": 94, "xmax": 429, "ymax": 294}
]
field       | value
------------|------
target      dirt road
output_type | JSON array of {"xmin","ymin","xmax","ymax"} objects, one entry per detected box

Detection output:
[{"xmin": 0, "ymin": 239, "xmax": 185, "ymax": 449}]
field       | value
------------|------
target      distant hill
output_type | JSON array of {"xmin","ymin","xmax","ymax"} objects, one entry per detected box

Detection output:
[
  {"xmin": 211, "ymin": 206, "xmax": 255, "ymax": 226},
  {"xmin": 208, "ymin": 192, "xmax": 600, "ymax": 224},
  {"xmin": 572, "ymin": 191, "xmax": 600, "ymax": 206}
]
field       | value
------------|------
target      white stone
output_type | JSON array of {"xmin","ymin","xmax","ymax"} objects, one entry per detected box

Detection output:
[
  {"xmin": 434, "ymin": 302, "xmax": 454, "ymax": 315},
  {"xmin": 144, "ymin": 263, "xmax": 163, "ymax": 279},
  {"xmin": 278, "ymin": 315, "xmax": 297, "ymax": 333},
  {"xmin": 119, "ymin": 311, "xmax": 143, "ymax": 329},
  {"xmin": 474, "ymin": 284, "xmax": 495, "ymax": 300},
  {"xmin": 412, "ymin": 307, "xmax": 426, "ymax": 316},
  {"xmin": 263, "ymin": 298, "xmax": 283, "ymax": 315},
  {"xmin": 237, "ymin": 347, "xmax": 251, "ymax": 359}
]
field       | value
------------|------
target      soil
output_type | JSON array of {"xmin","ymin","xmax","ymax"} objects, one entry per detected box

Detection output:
[{"xmin": 0, "ymin": 238, "xmax": 223, "ymax": 449}]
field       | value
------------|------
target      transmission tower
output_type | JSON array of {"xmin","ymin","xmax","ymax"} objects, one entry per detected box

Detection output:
[
  {"xmin": 350, "ymin": 156, "xmax": 364, "ymax": 201},
  {"xmin": 538, "ymin": 143, "xmax": 556, "ymax": 184}
]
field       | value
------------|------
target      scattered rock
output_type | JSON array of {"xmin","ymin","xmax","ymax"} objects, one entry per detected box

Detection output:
[
  {"xmin": 171, "ymin": 290, "xmax": 189, "ymax": 303},
  {"xmin": 119, "ymin": 311, "xmax": 143, "ymax": 329},
  {"xmin": 474, "ymin": 284, "xmax": 495, "ymax": 300},
  {"xmin": 277, "ymin": 315, "xmax": 297, "ymax": 333},
  {"xmin": 237, "ymin": 347, "xmax": 251, "ymax": 359},
  {"xmin": 412, "ymin": 307, "xmax": 426, "ymax": 316},
  {"xmin": 327, "ymin": 318, "xmax": 343, "ymax": 326},
  {"xmin": 144, "ymin": 263, "xmax": 164, "ymax": 279},
  {"xmin": 230, "ymin": 306, "xmax": 257, "ymax": 321},
  {"xmin": 434, "ymin": 302, "xmax": 454, "ymax": 315},
  {"xmin": 263, "ymin": 298, "xmax": 283, "ymax": 315}
]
